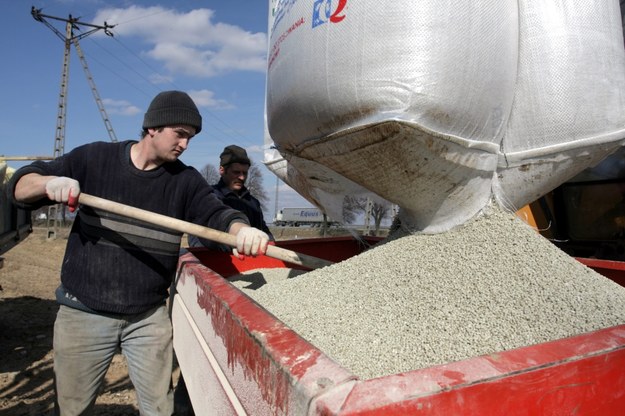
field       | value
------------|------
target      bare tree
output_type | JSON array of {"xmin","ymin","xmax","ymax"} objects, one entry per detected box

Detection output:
[
  {"xmin": 199, "ymin": 164, "xmax": 220, "ymax": 185},
  {"xmin": 369, "ymin": 200, "xmax": 392, "ymax": 232},
  {"xmin": 343, "ymin": 196, "xmax": 393, "ymax": 232},
  {"xmin": 342, "ymin": 196, "xmax": 361, "ymax": 224},
  {"xmin": 246, "ymin": 164, "xmax": 270, "ymax": 212}
]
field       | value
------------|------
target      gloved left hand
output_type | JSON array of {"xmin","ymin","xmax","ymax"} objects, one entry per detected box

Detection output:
[{"xmin": 235, "ymin": 227, "xmax": 270, "ymax": 257}]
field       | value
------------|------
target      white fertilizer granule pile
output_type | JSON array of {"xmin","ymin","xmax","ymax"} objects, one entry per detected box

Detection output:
[{"xmin": 229, "ymin": 205, "xmax": 625, "ymax": 380}]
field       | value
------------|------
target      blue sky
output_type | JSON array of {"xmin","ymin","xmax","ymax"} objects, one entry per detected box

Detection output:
[{"xmin": 1, "ymin": 0, "xmax": 312, "ymax": 222}]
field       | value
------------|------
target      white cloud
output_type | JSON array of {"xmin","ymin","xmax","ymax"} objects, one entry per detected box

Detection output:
[
  {"xmin": 148, "ymin": 73, "xmax": 174, "ymax": 85},
  {"xmin": 188, "ymin": 89, "xmax": 234, "ymax": 110},
  {"xmin": 101, "ymin": 98, "xmax": 141, "ymax": 116},
  {"xmin": 92, "ymin": 6, "xmax": 268, "ymax": 78}
]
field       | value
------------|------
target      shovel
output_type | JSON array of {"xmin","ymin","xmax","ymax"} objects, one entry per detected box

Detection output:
[{"xmin": 78, "ymin": 193, "xmax": 334, "ymax": 270}]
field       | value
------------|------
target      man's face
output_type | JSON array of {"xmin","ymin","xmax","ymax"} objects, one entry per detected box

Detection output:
[
  {"xmin": 220, "ymin": 162, "xmax": 249, "ymax": 192},
  {"xmin": 148, "ymin": 125, "xmax": 196, "ymax": 163}
]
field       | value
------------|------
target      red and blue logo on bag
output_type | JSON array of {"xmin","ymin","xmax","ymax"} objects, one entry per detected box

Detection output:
[{"xmin": 312, "ymin": 0, "xmax": 347, "ymax": 28}]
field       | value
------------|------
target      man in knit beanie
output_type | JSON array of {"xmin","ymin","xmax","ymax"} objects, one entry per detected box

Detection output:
[
  {"xmin": 188, "ymin": 144, "xmax": 274, "ymax": 249},
  {"xmin": 8, "ymin": 90, "xmax": 270, "ymax": 415}
]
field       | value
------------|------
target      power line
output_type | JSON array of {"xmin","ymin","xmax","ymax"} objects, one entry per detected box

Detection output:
[
  {"xmin": 34, "ymin": 5, "xmax": 264, "ymax": 153},
  {"xmin": 88, "ymin": 33, "xmax": 260, "ymax": 149},
  {"xmin": 109, "ymin": 9, "xmax": 170, "ymax": 26},
  {"xmin": 85, "ymin": 36, "xmax": 160, "ymax": 96},
  {"xmin": 101, "ymin": 13, "xmax": 262, "ymax": 149},
  {"xmin": 77, "ymin": 41, "xmax": 157, "ymax": 100}
]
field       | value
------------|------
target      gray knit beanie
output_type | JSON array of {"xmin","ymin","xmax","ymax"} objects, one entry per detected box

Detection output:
[
  {"xmin": 142, "ymin": 90, "xmax": 202, "ymax": 134},
  {"xmin": 220, "ymin": 145, "xmax": 250, "ymax": 167}
]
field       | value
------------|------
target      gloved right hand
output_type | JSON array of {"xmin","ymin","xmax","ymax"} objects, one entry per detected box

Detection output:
[
  {"xmin": 235, "ymin": 227, "xmax": 270, "ymax": 257},
  {"xmin": 45, "ymin": 177, "xmax": 80, "ymax": 212}
]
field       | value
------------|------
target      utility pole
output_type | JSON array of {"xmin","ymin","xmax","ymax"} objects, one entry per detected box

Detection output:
[
  {"xmin": 364, "ymin": 197, "xmax": 372, "ymax": 235},
  {"xmin": 274, "ymin": 175, "xmax": 280, "ymax": 223},
  {"xmin": 31, "ymin": 7, "xmax": 117, "ymax": 238},
  {"xmin": 31, "ymin": 6, "xmax": 118, "ymax": 153}
]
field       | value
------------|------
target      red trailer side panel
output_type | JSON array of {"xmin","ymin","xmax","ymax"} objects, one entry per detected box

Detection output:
[
  {"xmin": 174, "ymin": 251, "xmax": 357, "ymax": 415},
  {"xmin": 313, "ymin": 326, "xmax": 625, "ymax": 415}
]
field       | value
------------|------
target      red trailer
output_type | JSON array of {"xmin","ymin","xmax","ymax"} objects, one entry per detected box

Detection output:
[{"xmin": 172, "ymin": 236, "xmax": 625, "ymax": 415}]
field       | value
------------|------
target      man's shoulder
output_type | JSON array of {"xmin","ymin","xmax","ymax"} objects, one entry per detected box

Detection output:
[
  {"xmin": 210, "ymin": 182, "xmax": 227, "ymax": 196},
  {"xmin": 247, "ymin": 193, "xmax": 261, "ymax": 204},
  {"xmin": 72, "ymin": 140, "xmax": 129, "ymax": 155},
  {"xmin": 81, "ymin": 139, "xmax": 130, "ymax": 148},
  {"xmin": 162, "ymin": 158, "xmax": 201, "ymax": 179}
]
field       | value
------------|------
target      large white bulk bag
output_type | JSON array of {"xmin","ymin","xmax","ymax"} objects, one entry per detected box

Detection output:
[
  {"xmin": 497, "ymin": 0, "xmax": 625, "ymax": 207},
  {"xmin": 264, "ymin": 0, "xmax": 625, "ymax": 232}
]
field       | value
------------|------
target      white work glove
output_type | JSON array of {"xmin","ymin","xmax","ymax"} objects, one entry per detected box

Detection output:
[
  {"xmin": 235, "ymin": 227, "xmax": 270, "ymax": 257},
  {"xmin": 45, "ymin": 177, "xmax": 80, "ymax": 212}
]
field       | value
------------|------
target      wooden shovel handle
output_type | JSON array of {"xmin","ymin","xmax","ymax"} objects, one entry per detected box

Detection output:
[{"xmin": 78, "ymin": 193, "xmax": 333, "ymax": 270}]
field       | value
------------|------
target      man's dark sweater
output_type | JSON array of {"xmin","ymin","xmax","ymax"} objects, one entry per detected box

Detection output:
[
  {"xmin": 211, "ymin": 178, "xmax": 273, "ymax": 237},
  {"xmin": 8, "ymin": 141, "xmax": 248, "ymax": 314}
]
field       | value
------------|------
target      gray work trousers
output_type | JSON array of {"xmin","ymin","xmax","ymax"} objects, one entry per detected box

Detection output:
[{"xmin": 53, "ymin": 304, "xmax": 174, "ymax": 415}]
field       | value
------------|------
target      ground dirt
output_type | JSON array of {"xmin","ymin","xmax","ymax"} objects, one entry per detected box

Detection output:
[
  {"xmin": 0, "ymin": 225, "xmax": 379, "ymax": 415},
  {"xmin": 0, "ymin": 227, "xmax": 149, "ymax": 415}
]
